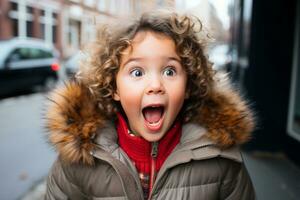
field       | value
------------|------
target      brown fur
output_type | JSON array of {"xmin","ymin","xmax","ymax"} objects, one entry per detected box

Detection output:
[
  {"xmin": 45, "ymin": 82, "xmax": 106, "ymax": 165},
  {"xmin": 196, "ymin": 73, "xmax": 255, "ymax": 149},
  {"xmin": 45, "ymin": 73, "xmax": 255, "ymax": 165}
]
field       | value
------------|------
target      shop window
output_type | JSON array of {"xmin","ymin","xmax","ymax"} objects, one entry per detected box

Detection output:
[{"xmin": 288, "ymin": 1, "xmax": 300, "ymax": 141}]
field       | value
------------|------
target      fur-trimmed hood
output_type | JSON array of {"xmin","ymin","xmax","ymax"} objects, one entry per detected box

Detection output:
[{"xmin": 45, "ymin": 72, "xmax": 255, "ymax": 165}]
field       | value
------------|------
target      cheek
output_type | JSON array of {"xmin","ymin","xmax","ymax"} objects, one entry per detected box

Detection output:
[
  {"xmin": 117, "ymin": 81, "xmax": 143, "ymax": 111},
  {"xmin": 172, "ymin": 89, "xmax": 186, "ymax": 108},
  {"xmin": 170, "ymin": 79, "xmax": 187, "ymax": 98},
  {"xmin": 167, "ymin": 80, "xmax": 187, "ymax": 112}
]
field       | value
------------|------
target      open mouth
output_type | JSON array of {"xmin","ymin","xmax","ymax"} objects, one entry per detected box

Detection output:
[{"xmin": 142, "ymin": 105, "xmax": 165, "ymax": 129}]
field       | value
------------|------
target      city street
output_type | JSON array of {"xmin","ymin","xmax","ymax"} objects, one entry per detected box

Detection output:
[
  {"xmin": 0, "ymin": 0, "xmax": 299, "ymax": 199},
  {"xmin": 1, "ymin": 92, "xmax": 300, "ymax": 200},
  {"xmin": 0, "ymin": 93, "xmax": 56, "ymax": 200}
]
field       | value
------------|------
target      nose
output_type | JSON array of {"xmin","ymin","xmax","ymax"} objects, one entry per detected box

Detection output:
[{"xmin": 146, "ymin": 75, "xmax": 165, "ymax": 95}]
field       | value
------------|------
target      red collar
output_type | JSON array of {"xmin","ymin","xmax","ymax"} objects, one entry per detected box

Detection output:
[{"xmin": 116, "ymin": 113, "xmax": 182, "ymax": 171}]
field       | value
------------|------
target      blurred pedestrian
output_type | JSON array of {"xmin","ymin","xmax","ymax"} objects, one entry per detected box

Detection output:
[{"xmin": 44, "ymin": 10, "xmax": 256, "ymax": 200}]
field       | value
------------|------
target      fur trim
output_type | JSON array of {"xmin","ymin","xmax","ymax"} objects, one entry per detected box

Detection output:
[
  {"xmin": 196, "ymin": 72, "xmax": 255, "ymax": 148},
  {"xmin": 45, "ymin": 73, "xmax": 255, "ymax": 165},
  {"xmin": 45, "ymin": 82, "xmax": 105, "ymax": 165}
]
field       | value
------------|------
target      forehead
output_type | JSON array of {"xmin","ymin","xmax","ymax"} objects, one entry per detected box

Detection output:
[
  {"xmin": 131, "ymin": 31, "xmax": 173, "ymax": 44},
  {"xmin": 120, "ymin": 31, "xmax": 179, "ymax": 64}
]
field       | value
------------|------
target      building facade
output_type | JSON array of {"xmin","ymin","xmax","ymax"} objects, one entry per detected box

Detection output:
[
  {"xmin": 0, "ymin": 0, "xmax": 174, "ymax": 58},
  {"xmin": 0, "ymin": 0, "xmax": 64, "ymax": 54}
]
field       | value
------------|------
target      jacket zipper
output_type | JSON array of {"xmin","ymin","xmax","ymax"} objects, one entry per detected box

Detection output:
[
  {"xmin": 147, "ymin": 143, "xmax": 215, "ymax": 199},
  {"xmin": 148, "ymin": 141, "xmax": 158, "ymax": 200},
  {"xmin": 93, "ymin": 142, "xmax": 215, "ymax": 200}
]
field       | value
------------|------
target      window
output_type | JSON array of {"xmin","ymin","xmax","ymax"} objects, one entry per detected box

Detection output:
[
  {"xmin": 26, "ymin": 21, "xmax": 33, "ymax": 37},
  {"xmin": 9, "ymin": 48, "xmax": 30, "ymax": 61},
  {"xmin": 9, "ymin": 48, "xmax": 53, "ymax": 62},
  {"xmin": 40, "ymin": 23, "xmax": 45, "ymax": 40},
  {"xmin": 26, "ymin": 6, "xmax": 33, "ymax": 14},
  {"xmin": 30, "ymin": 48, "xmax": 53, "ymax": 59},
  {"xmin": 39, "ymin": 9, "xmax": 58, "ymax": 43},
  {"xmin": 39, "ymin": 9, "xmax": 45, "ymax": 39},
  {"xmin": 52, "ymin": 25, "xmax": 57, "ymax": 43},
  {"xmin": 12, "ymin": 19, "xmax": 18, "ymax": 37},
  {"xmin": 41, "ymin": 50, "xmax": 53, "ymax": 58},
  {"xmin": 26, "ymin": 6, "xmax": 34, "ymax": 37},
  {"xmin": 52, "ymin": 13, "xmax": 58, "ymax": 43},
  {"xmin": 9, "ymin": 2, "xmax": 18, "ymax": 36},
  {"xmin": 11, "ymin": 1, "xmax": 18, "ymax": 11}
]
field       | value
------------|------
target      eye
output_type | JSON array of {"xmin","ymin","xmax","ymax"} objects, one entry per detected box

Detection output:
[
  {"xmin": 163, "ymin": 67, "xmax": 176, "ymax": 76},
  {"xmin": 130, "ymin": 68, "xmax": 143, "ymax": 77}
]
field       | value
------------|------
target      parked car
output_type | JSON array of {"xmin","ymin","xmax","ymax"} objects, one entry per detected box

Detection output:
[
  {"xmin": 0, "ymin": 38, "xmax": 60, "ymax": 97},
  {"xmin": 64, "ymin": 51, "xmax": 85, "ymax": 78},
  {"xmin": 208, "ymin": 44, "xmax": 231, "ymax": 71}
]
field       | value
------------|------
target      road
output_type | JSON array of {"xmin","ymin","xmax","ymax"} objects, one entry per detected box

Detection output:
[{"xmin": 0, "ymin": 93, "xmax": 56, "ymax": 200}]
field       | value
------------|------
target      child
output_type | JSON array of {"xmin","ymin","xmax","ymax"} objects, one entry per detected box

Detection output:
[{"xmin": 45, "ymin": 10, "xmax": 256, "ymax": 200}]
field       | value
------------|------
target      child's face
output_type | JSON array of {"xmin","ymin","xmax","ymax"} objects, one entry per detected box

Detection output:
[{"xmin": 114, "ymin": 31, "xmax": 187, "ymax": 142}]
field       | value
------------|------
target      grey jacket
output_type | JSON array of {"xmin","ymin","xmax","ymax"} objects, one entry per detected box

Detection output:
[
  {"xmin": 44, "ymin": 73, "xmax": 256, "ymax": 199},
  {"xmin": 46, "ymin": 123, "xmax": 255, "ymax": 200}
]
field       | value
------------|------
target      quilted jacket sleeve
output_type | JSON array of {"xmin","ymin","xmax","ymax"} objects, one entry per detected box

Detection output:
[
  {"xmin": 219, "ymin": 159, "xmax": 256, "ymax": 200},
  {"xmin": 44, "ymin": 158, "xmax": 87, "ymax": 200}
]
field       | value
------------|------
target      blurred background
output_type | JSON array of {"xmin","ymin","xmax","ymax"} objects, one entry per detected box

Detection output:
[{"xmin": 0, "ymin": 0, "xmax": 300, "ymax": 199}]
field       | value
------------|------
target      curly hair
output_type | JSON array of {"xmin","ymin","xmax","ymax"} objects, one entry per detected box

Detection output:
[{"xmin": 77, "ymin": 10, "xmax": 215, "ymax": 123}]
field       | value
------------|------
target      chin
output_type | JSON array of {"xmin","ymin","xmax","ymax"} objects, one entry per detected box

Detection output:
[{"xmin": 142, "ymin": 133, "xmax": 164, "ymax": 142}]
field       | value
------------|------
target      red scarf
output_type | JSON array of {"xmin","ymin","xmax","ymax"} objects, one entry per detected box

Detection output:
[{"xmin": 117, "ymin": 113, "xmax": 181, "ymax": 199}]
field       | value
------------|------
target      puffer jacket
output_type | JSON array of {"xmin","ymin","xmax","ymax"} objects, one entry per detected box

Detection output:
[{"xmin": 44, "ymin": 73, "xmax": 256, "ymax": 200}]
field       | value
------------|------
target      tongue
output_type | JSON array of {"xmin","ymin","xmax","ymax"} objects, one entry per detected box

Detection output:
[{"xmin": 144, "ymin": 108, "xmax": 162, "ymax": 123}]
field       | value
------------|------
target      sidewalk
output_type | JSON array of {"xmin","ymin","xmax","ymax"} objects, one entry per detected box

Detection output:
[
  {"xmin": 243, "ymin": 151, "xmax": 300, "ymax": 200},
  {"xmin": 21, "ymin": 151, "xmax": 300, "ymax": 200},
  {"xmin": 20, "ymin": 180, "xmax": 46, "ymax": 200}
]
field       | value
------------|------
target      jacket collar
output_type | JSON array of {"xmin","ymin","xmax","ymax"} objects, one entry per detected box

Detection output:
[
  {"xmin": 93, "ymin": 122, "xmax": 242, "ymax": 163},
  {"xmin": 45, "ymin": 72, "xmax": 254, "ymax": 165}
]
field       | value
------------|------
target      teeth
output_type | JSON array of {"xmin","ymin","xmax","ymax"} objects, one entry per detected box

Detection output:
[
  {"xmin": 149, "ymin": 121, "xmax": 160, "ymax": 126},
  {"xmin": 149, "ymin": 121, "xmax": 159, "ymax": 125}
]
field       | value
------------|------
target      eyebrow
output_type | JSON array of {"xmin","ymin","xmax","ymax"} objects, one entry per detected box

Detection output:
[{"xmin": 122, "ymin": 56, "xmax": 181, "ymax": 67}]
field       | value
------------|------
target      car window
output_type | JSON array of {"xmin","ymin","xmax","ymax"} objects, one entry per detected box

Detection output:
[
  {"xmin": 20, "ymin": 48, "xmax": 32, "ymax": 60},
  {"xmin": 7, "ymin": 48, "xmax": 27, "ymax": 62},
  {"xmin": 31, "ymin": 48, "xmax": 53, "ymax": 59},
  {"xmin": 8, "ymin": 47, "xmax": 53, "ymax": 62}
]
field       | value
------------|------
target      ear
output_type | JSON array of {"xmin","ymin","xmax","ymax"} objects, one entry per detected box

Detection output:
[{"xmin": 113, "ymin": 90, "xmax": 120, "ymax": 101}]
